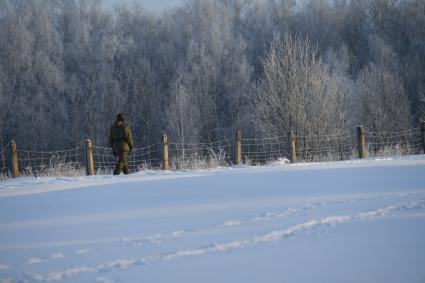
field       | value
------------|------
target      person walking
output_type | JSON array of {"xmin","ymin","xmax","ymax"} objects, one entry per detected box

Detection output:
[{"xmin": 109, "ymin": 113, "xmax": 134, "ymax": 175}]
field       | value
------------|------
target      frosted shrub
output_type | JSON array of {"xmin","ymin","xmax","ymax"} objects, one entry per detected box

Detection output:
[
  {"xmin": 170, "ymin": 148, "xmax": 229, "ymax": 170},
  {"xmin": 0, "ymin": 171, "xmax": 11, "ymax": 180},
  {"xmin": 20, "ymin": 162, "xmax": 85, "ymax": 177},
  {"xmin": 367, "ymin": 144, "xmax": 418, "ymax": 157}
]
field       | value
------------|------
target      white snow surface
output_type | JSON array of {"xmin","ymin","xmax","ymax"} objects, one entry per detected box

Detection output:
[{"xmin": 1, "ymin": 156, "xmax": 425, "ymax": 283}]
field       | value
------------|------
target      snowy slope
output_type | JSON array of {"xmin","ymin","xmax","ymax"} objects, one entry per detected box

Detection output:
[{"xmin": 1, "ymin": 157, "xmax": 425, "ymax": 283}]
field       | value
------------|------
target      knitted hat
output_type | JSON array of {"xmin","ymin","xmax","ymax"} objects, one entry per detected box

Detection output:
[{"xmin": 117, "ymin": 113, "xmax": 125, "ymax": 122}]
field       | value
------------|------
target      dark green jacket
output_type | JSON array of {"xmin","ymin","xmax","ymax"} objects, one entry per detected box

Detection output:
[{"xmin": 109, "ymin": 121, "xmax": 133, "ymax": 154}]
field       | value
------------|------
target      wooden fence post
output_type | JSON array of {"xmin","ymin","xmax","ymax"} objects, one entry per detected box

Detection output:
[
  {"xmin": 10, "ymin": 140, "xmax": 20, "ymax": 178},
  {"xmin": 288, "ymin": 130, "xmax": 297, "ymax": 163},
  {"xmin": 162, "ymin": 134, "xmax": 169, "ymax": 170},
  {"xmin": 85, "ymin": 139, "xmax": 95, "ymax": 176},
  {"xmin": 235, "ymin": 130, "xmax": 242, "ymax": 165},
  {"xmin": 357, "ymin": 126, "xmax": 367, "ymax": 159},
  {"xmin": 421, "ymin": 120, "xmax": 425, "ymax": 154}
]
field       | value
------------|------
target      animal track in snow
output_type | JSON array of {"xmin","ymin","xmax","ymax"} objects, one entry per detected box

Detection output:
[
  {"xmin": 26, "ymin": 199, "xmax": 425, "ymax": 282},
  {"xmin": 119, "ymin": 191, "xmax": 423, "ymax": 248}
]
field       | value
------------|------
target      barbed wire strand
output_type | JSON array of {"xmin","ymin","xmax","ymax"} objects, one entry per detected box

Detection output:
[
  {"xmin": 296, "ymin": 132, "xmax": 357, "ymax": 162},
  {"xmin": 365, "ymin": 128, "xmax": 423, "ymax": 157},
  {"xmin": 0, "ymin": 143, "xmax": 11, "ymax": 175},
  {"xmin": 168, "ymin": 140, "xmax": 233, "ymax": 169},
  {"xmin": 92, "ymin": 143, "xmax": 161, "ymax": 173},
  {"xmin": 242, "ymin": 136, "xmax": 289, "ymax": 165},
  {"xmin": 17, "ymin": 147, "xmax": 83, "ymax": 176}
]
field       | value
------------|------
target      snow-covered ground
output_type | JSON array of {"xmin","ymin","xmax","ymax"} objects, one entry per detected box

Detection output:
[{"xmin": 1, "ymin": 156, "xmax": 425, "ymax": 283}]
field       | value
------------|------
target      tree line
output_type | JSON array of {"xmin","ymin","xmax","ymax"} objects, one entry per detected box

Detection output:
[{"xmin": 0, "ymin": 0, "xmax": 424, "ymax": 151}]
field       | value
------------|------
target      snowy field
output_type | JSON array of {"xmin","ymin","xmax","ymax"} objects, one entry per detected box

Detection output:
[{"xmin": 1, "ymin": 157, "xmax": 425, "ymax": 283}]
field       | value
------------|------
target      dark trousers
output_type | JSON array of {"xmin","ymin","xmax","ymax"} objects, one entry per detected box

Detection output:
[{"xmin": 114, "ymin": 151, "xmax": 130, "ymax": 175}]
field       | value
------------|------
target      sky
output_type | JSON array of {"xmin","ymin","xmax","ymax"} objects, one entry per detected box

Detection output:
[{"xmin": 103, "ymin": 0, "xmax": 184, "ymax": 12}]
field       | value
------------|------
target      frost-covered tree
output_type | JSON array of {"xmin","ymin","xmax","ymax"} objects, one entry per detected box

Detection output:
[
  {"xmin": 168, "ymin": 69, "xmax": 201, "ymax": 145},
  {"xmin": 357, "ymin": 63, "xmax": 411, "ymax": 132},
  {"xmin": 0, "ymin": 0, "xmax": 64, "ymax": 149},
  {"xmin": 168, "ymin": 0, "xmax": 252, "ymax": 143},
  {"xmin": 1, "ymin": 0, "xmax": 424, "ymax": 152},
  {"xmin": 256, "ymin": 35, "xmax": 347, "ymax": 137}
]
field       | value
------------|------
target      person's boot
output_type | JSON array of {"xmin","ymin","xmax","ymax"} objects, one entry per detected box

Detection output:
[{"xmin": 113, "ymin": 164, "xmax": 121, "ymax": 175}]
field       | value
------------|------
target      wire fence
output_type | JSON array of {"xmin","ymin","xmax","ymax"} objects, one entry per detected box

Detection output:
[
  {"xmin": 92, "ymin": 143, "xmax": 161, "ymax": 174},
  {"xmin": 296, "ymin": 132, "xmax": 357, "ymax": 162},
  {"xmin": 365, "ymin": 128, "xmax": 423, "ymax": 157},
  {"xmin": 0, "ymin": 143, "xmax": 11, "ymax": 179},
  {"xmin": 168, "ymin": 139, "xmax": 233, "ymax": 169},
  {"xmin": 1, "ymin": 126, "xmax": 424, "ymax": 178},
  {"xmin": 17, "ymin": 147, "xmax": 84, "ymax": 177},
  {"xmin": 241, "ymin": 136, "xmax": 289, "ymax": 165}
]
